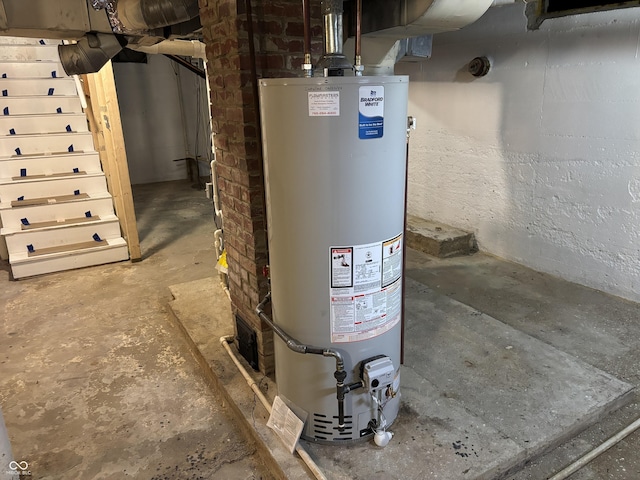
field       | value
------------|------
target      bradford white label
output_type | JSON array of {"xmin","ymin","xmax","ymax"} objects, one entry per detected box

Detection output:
[{"xmin": 358, "ymin": 86, "xmax": 384, "ymax": 139}]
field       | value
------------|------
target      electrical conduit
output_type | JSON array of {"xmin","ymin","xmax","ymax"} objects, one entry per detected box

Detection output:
[
  {"xmin": 549, "ymin": 416, "xmax": 640, "ymax": 480},
  {"xmin": 219, "ymin": 336, "xmax": 327, "ymax": 480}
]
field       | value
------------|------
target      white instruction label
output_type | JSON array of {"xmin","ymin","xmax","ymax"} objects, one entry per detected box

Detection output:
[
  {"xmin": 308, "ymin": 91, "xmax": 340, "ymax": 117},
  {"xmin": 331, "ymin": 247, "xmax": 353, "ymax": 288},
  {"xmin": 267, "ymin": 396, "xmax": 305, "ymax": 454},
  {"xmin": 330, "ymin": 234, "xmax": 403, "ymax": 343},
  {"xmin": 382, "ymin": 234, "xmax": 402, "ymax": 287}
]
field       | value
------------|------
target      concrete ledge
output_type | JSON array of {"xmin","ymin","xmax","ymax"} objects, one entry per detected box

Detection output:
[
  {"xmin": 168, "ymin": 276, "xmax": 634, "ymax": 480},
  {"xmin": 406, "ymin": 215, "xmax": 474, "ymax": 257},
  {"xmin": 166, "ymin": 277, "xmax": 313, "ymax": 480}
]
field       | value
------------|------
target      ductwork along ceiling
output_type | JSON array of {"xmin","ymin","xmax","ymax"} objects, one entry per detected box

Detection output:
[
  {"xmin": 0, "ymin": 0, "xmax": 494, "ymax": 75},
  {"xmin": 0, "ymin": 0, "xmax": 202, "ymax": 74}
]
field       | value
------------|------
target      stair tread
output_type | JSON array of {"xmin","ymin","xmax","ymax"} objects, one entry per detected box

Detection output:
[
  {"xmin": 9, "ymin": 170, "xmax": 88, "ymax": 181},
  {"xmin": 0, "ymin": 77, "xmax": 73, "ymax": 80},
  {"xmin": 2, "ymin": 214, "xmax": 117, "ymax": 234},
  {"xmin": 0, "ymin": 95, "xmax": 78, "ymax": 100},
  {"xmin": 1, "ymin": 129, "xmax": 85, "ymax": 137},
  {"xmin": 20, "ymin": 215, "xmax": 104, "ymax": 231},
  {"xmin": 0, "ymin": 156, "xmax": 97, "ymax": 171},
  {"xmin": 0, "ymin": 191, "xmax": 112, "ymax": 211},
  {"xmin": 0, "ymin": 112, "xmax": 81, "ymax": 117},
  {"xmin": 0, "ymin": 130, "xmax": 91, "ymax": 138},
  {"xmin": 29, "ymin": 239, "xmax": 109, "ymax": 256},
  {"xmin": 0, "ymin": 150, "xmax": 96, "ymax": 161},
  {"xmin": 10, "ymin": 192, "xmax": 90, "ymax": 207},
  {"xmin": 10, "ymin": 237, "xmax": 127, "ymax": 263},
  {"xmin": 0, "ymin": 150, "xmax": 94, "ymax": 161},
  {"xmin": 0, "ymin": 58, "xmax": 60, "ymax": 65}
]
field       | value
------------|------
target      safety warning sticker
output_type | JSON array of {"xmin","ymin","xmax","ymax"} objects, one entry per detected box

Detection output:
[
  {"xmin": 331, "ymin": 248, "xmax": 353, "ymax": 288},
  {"xmin": 329, "ymin": 233, "xmax": 403, "ymax": 343},
  {"xmin": 308, "ymin": 91, "xmax": 340, "ymax": 117},
  {"xmin": 382, "ymin": 234, "xmax": 402, "ymax": 288}
]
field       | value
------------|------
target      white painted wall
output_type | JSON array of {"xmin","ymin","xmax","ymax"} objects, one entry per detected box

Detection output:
[
  {"xmin": 113, "ymin": 54, "xmax": 210, "ymax": 185},
  {"xmin": 397, "ymin": 4, "xmax": 640, "ymax": 302}
]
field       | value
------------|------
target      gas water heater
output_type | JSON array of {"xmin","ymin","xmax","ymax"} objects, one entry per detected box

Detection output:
[{"xmin": 259, "ymin": 75, "xmax": 408, "ymax": 443}]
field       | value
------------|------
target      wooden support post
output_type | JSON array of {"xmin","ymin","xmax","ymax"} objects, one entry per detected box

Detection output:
[{"xmin": 82, "ymin": 62, "xmax": 141, "ymax": 261}]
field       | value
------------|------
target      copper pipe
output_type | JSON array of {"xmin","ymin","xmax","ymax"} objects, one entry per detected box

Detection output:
[
  {"xmin": 302, "ymin": 0, "xmax": 313, "ymax": 76},
  {"xmin": 302, "ymin": 0, "xmax": 312, "ymax": 58},
  {"xmin": 354, "ymin": 0, "xmax": 363, "ymax": 75},
  {"xmin": 355, "ymin": 0, "xmax": 362, "ymax": 58}
]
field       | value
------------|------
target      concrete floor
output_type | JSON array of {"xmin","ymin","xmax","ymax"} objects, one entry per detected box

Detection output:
[
  {"xmin": 1, "ymin": 180, "xmax": 639, "ymax": 479},
  {"xmin": 0, "ymin": 181, "xmax": 270, "ymax": 479},
  {"xmin": 406, "ymin": 251, "xmax": 640, "ymax": 480},
  {"xmin": 407, "ymin": 252, "xmax": 640, "ymax": 480},
  {"xmin": 172, "ymin": 257, "xmax": 638, "ymax": 479}
]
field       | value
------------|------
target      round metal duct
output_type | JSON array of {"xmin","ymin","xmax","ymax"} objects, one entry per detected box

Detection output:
[{"xmin": 58, "ymin": 33, "xmax": 124, "ymax": 75}]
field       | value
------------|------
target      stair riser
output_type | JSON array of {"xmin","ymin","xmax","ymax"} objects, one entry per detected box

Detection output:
[
  {"xmin": 0, "ymin": 62, "xmax": 67, "ymax": 79},
  {"xmin": 1, "ymin": 97, "xmax": 82, "ymax": 115},
  {"xmin": 10, "ymin": 244, "xmax": 129, "ymax": 279},
  {"xmin": 4, "ymin": 220, "xmax": 122, "ymax": 254},
  {"xmin": 0, "ymin": 114, "xmax": 88, "ymax": 135},
  {"xmin": 0, "ymin": 78, "xmax": 77, "ymax": 96},
  {"xmin": 0, "ymin": 196, "xmax": 115, "ymax": 228},
  {"xmin": 0, "ymin": 153, "xmax": 101, "ymax": 180},
  {"xmin": 0, "ymin": 45, "xmax": 61, "ymax": 62},
  {"xmin": 0, "ymin": 175, "xmax": 108, "ymax": 204},
  {"xmin": 0, "ymin": 132, "xmax": 94, "ymax": 157}
]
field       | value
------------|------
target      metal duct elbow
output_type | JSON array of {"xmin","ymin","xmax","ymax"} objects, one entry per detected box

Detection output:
[
  {"xmin": 58, "ymin": 33, "xmax": 125, "ymax": 75},
  {"xmin": 116, "ymin": 0, "xmax": 200, "ymax": 31}
]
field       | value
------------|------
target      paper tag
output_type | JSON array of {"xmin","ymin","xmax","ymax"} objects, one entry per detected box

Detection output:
[
  {"xmin": 267, "ymin": 396, "xmax": 305, "ymax": 453},
  {"xmin": 308, "ymin": 91, "xmax": 340, "ymax": 117}
]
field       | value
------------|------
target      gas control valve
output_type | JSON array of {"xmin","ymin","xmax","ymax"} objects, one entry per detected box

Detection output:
[{"xmin": 362, "ymin": 356, "xmax": 395, "ymax": 394}]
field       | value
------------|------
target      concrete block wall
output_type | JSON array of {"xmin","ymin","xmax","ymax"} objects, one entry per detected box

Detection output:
[
  {"xmin": 199, "ymin": 0, "xmax": 321, "ymax": 374},
  {"xmin": 114, "ymin": 55, "xmax": 207, "ymax": 185},
  {"xmin": 397, "ymin": 4, "xmax": 640, "ymax": 303}
]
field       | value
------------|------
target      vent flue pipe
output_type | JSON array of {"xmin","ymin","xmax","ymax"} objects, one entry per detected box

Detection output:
[{"xmin": 316, "ymin": 0, "xmax": 352, "ymax": 76}]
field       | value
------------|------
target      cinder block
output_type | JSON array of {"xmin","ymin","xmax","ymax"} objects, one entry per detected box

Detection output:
[{"xmin": 406, "ymin": 215, "xmax": 475, "ymax": 258}]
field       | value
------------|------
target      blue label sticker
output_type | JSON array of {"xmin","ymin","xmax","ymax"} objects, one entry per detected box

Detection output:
[{"xmin": 358, "ymin": 86, "xmax": 384, "ymax": 140}]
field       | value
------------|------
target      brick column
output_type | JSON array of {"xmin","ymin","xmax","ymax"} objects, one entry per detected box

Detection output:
[{"xmin": 199, "ymin": 0, "xmax": 321, "ymax": 374}]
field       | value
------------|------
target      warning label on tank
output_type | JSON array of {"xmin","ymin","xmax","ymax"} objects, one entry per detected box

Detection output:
[
  {"xmin": 382, "ymin": 234, "xmax": 402, "ymax": 287},
  {"xmin": 329, "ymin": 234, "xmax": 403, "ymax": 343},
  {"xmin": 331, "ymin": 248, "xmax": 353, "ymax": 288},
  {"xmin": 358, "ymin": 86, "xmax": 384, "ymax": 139},
  {"xmin": 308, "ymin": 91, "xmax": 340, "ymax": 117}
]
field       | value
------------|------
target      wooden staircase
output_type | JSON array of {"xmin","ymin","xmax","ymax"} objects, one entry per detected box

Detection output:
[{"xmin": 0, "ymin": 37, "xmax": 129, "ymax": 279}]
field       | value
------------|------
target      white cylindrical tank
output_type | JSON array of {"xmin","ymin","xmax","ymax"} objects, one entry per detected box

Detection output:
[{"xmin": 259, "ymin": 75, "xmax": 408, "ymax": 443}]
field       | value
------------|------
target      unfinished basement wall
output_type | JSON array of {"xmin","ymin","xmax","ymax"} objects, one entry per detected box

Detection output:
[
  {"xmin": 397, "ymin": 4, "xmax": 640, "ymax": 303},
  {"xmin": 113, "ymin": 55, "xmax": 207, "ymax": 185}
]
